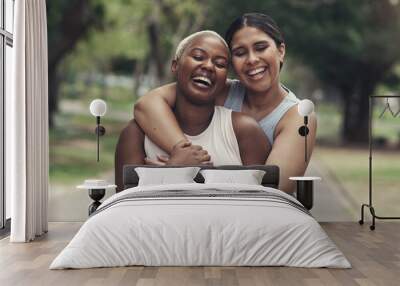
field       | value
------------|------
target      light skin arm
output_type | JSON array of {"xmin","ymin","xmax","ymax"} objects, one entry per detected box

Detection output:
[
  {"xmin": 134, "ymin": 83, "xmax": 184, "ymax": 153},
  {"xmin": 266, "ymin": 107, "xmax": 317, "ymax": 194},
  {"xmin": 114, "ymin": 119, "xmax": 146, "ymax": 192},
  {"xmin": 232, "ymin": 112, "xmax": 271, "ymax": 165},
  {"xmin": 134, "ymin": 82, "xmax": 230, "ymax": 153}
]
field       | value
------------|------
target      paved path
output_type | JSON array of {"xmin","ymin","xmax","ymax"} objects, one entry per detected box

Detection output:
[
  {"xmin": 306, "ymin": 159, "xmax": 358, "ymax": 221},
  {"xmin": 60, "ymin": 99, "xmax": 132, "ymax": 121},
  {"xmin": 49, "ymin": 170, "xmax": 115, "ymax": 222}
]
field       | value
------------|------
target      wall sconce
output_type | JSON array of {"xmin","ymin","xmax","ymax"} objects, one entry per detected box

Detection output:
[
  {"xmin": 89, "ymin": 99, "xmax": 107, "ymax": 162},
  {"xmin": 297, "ymin": 99, "xmax": 314, "ymax": 163},
  {"xmin": 291, "ymin": 99, "xmax": 319, "ymax": 211}
]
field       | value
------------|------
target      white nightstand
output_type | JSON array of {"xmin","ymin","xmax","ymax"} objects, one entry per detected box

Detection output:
[
  {"xmin": 77, "ymin": 180, "xmax": 116, "ymax": 215},
  {"xmin": 289, "ymin": 176, "xmax": 321, "ymax": 210}
]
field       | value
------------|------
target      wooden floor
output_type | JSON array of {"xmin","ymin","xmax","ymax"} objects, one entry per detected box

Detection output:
[{"xmin": 0, "ymin": 222, "xmax": 399, "ymax": 286}]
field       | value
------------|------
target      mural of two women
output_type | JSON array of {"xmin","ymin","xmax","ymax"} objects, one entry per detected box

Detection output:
[{"xmin": 115, "ymin": 13, "xmax": 317, "ymax": 194}]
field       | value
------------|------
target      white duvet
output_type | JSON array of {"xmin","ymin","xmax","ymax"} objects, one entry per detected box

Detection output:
[{"xmin": 50, "ymin": 183, "xmax": 351, "ymax": 269}]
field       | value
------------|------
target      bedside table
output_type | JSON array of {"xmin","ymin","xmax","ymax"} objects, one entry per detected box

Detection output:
[
  {"xmin": 289, "ymin": 176, "xmax": 321, "ymax": 210},
  {"xmin": 77, "ymin": 180, "xmax": 116, "ymax": 215}
]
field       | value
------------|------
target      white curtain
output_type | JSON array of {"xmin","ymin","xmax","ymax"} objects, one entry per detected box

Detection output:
[{"xmin": 7, "ymin": 0, "xmax": 49, "ymax": 242}]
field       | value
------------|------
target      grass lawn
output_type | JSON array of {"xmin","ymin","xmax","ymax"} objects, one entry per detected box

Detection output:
[
  {"xmin": 315, "ymin": 146, "xmax": 400, "ymax": 217},
  {"xmin": 317, "ymin": 101, "xmax": 400, "ymax": 145},
  {"xmin": 315, "ymin": 101, "xmax": 400, "ymax": 217},
  {"xmin": 49, "ymin": 112, "xmax": 127, "ymax": 185},
  {"xmin": 50, "ymin": 82, "xmax": 134, "ymax": 186}
]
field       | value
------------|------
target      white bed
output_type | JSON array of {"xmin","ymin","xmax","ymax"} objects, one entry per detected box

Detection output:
[{"xmin": 50, "ymin": 183, "xmax": 351, "ymax": 269}]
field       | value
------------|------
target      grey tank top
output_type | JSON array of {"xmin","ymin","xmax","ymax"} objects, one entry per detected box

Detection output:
[{"xmin": 224, "ymin": 79, "xmax": 299, "ymax": 144}]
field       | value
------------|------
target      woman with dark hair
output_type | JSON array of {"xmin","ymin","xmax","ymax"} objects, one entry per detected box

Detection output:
[{"xmin": 133, "ymin": 13, "xmax": 317, "ymax": 194}]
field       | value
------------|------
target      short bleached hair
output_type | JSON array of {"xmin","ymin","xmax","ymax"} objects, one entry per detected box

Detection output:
[{"xmin": 174, "ymin": 30, "xmax": 229, "ymax": 61}]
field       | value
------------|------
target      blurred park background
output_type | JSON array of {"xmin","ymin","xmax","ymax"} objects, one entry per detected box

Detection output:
[{"xmin": 47, "ymin": 0, "xmax": 400, "ymax": 221}]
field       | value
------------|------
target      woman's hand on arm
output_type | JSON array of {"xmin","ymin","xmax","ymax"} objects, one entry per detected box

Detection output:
[
  {"xmin": 145, "ymin": 140, "xmax": 212, "ymax": 166},
  {"xmin": 232, "ymin": 112, "xmax": 271, "ymax": 165},
  {"xmin": 267, "ymin": 108, "xmax": 317, "ymax": 194},
  {"xmin": 133, "ymin": 83, "xmax": 186, "ymax": 153},
  {"xmin": 167, "ymin": 140, "xmax": 212, "ymax": 165}
]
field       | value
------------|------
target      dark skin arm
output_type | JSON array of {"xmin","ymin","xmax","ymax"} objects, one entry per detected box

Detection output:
[
  {"xmin": 114, "ymin": 119, "xmax": 145, "ymax": 192},
  {"xmin": 232, "ymin": 112, "xmax": 271, "ymax": 165},
  {"xmin": 114, "ymin": 120, "xmax": 213, "ymax": 191}
]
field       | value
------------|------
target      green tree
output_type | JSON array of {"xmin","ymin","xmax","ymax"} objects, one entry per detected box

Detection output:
[
  {"xmin": 207, "ymin": 0, "xmax": 400, "ymax": 144},
  {"xmin": 53, "ymin": 0, "xmax": 208, "ymax": 123},
  {"xmin": 47, "ymin": 0, "xmax": 105, "ymax": 127}
]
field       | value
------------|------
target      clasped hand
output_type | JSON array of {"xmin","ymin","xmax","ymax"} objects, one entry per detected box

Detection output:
[{"xmin": 144, "ymin": 140, "xmax": 212, "ymax": 166}]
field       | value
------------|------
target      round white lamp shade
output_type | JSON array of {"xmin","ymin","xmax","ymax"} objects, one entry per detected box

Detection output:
[
  {"xmin": 89, "ymin": 99, "xmax": 107, "ymax": 117},
  {"xmin": 298, "ymin": 99, "xmax": 314, "ymax": 116}
]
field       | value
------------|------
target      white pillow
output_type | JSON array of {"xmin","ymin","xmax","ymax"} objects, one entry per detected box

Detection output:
[
  {"xmin": 200, "ymin": 169, "xmax": 266, "ymax": 185},
  {"xmin": 135, "ymin": 167, "xmax": 201, "ymax": 186}
]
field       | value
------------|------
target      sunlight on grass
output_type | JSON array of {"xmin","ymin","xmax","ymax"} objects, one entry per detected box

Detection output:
[
  {"xmin": 316, "ymin": 101, "xmax": 400, "ymax": 145},
  {"xmin": 315, "ymin": 147, "xmax": 400, "ymax": 217},
  {"xmin": 50, "ymin": 84, "xmax": 133, "ymax": 186}
]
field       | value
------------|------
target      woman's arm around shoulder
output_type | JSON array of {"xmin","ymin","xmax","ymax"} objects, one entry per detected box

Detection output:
[
  {"xmin": 134, "ymin": 83, "xmax": 185, "ymax": 153},
  {"xmin": 133, "ymin": 80, "xmax": 231, "ymax": 152},
  {"xmin": 267, "ymin": 106, "xmax": 317, "ymax": 194},
  {"xmin": 232, "ymin": 112, "xmax": 271, "ymax": 165}
]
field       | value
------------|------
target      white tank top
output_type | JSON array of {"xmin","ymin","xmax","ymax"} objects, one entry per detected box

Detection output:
[{"xmin": 144, "ymin": 106, "xmax": 242, "ymax": 165}]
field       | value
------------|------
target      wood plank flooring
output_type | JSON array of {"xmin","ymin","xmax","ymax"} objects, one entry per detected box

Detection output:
[{"xmin": 0, "ymin": 222, "xmax": 399, "ymax": 286}]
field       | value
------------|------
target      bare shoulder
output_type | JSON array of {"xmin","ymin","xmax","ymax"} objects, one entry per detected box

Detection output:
[
  {"xmin": 231, "ymin": 111, "xmax": 269, "ymax": 143},
  {"xmin": 275, "ymin": 104, "xmax": 317, "ymax": 137},
  {"xmin": 120, "ymin": 119, "xmax": 144, "ymax": 141},
  {"xmin": 231, "ymin": 111, "xmax": 270, "ymax": 164},
  {"xmin": 231, "ymin": 111, "xmax": 260, "ymax": 132}
]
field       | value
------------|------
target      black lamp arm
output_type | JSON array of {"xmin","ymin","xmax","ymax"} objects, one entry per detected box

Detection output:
[
  {"xmin": 297, "ymin": 116, "xmax": 309, "ymax": 163},
  {"xmin": 95, "ymin": 116, "xmax": 106, "ymax": 162}
]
